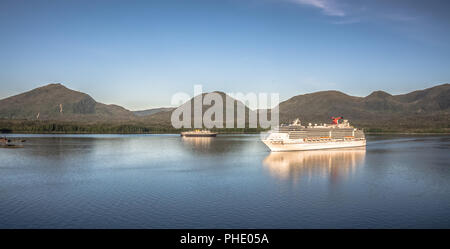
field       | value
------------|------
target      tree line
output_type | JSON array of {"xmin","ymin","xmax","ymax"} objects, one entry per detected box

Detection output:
[{"xmin": 0, "ymin": 120, "xmax": 267, "ymax": 134}]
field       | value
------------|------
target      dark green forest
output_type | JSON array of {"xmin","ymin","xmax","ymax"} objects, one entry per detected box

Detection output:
[
  {"xmin": 0, "ymin": 119, "xmax": 449, "ymax": 134},
  {"xmin": 0, "ymin": 119, "xmax": 267, "ymax": 134}
]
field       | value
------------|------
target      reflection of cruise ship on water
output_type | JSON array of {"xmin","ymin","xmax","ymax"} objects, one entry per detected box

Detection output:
[
  {"xmin": 180, "ymin": 130, "xmax": 217, "ymax": 137},
  {"xmin": 263, "ymin": 148, "xmax": 366, "ymax": 181},
  {"xmin": 262, "ymin": 117, "xmax": 366, "ymax": 151}
]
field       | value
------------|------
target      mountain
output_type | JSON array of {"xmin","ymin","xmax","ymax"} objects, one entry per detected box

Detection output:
[
  {"xmin": 0, "ymin": 83, "xmax": 449, "ymax": 133},
  {"xmin": 278, "ymin": 83, "xmax": 450, "ymax": 130},
  {"xmin": 133, "ymin": 107, "xmax": 175, "ymax": 117},
  {"xmin": 0, "ymin": 83, "xmax": 135, "ymax": 122},
  {"xmin": 0, "ymin": 84, "xmax": 256, "ymax": 128},
  {"xmin": 141, "ymin": 91, "xmax": 256, "ymax": 129}
]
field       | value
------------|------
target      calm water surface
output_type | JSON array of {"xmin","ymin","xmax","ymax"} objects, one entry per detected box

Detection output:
[{"xmin": 0, "ymin": 134, "xmax": 449, "ymax": 228}]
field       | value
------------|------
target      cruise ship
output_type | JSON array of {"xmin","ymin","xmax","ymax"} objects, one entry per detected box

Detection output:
[{"xmin": 262, "ymin": 117, "xmax": 366, "ymax": 151}]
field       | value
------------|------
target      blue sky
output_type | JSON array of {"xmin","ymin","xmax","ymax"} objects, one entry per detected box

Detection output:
[{"xmin": 1, "ymin": 0, "xmax": 450, "ymax": 110}]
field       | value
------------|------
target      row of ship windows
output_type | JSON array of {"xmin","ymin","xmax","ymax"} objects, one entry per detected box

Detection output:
[{"xmin": 289, "ymin": 136, "xmax": 357, "ymax": 142}]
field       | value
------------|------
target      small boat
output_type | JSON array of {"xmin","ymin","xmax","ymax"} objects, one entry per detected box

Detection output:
[
  {"xmin": 180, "ymin": 130, "xmax": 217, "ymax": 137},
  {"xmin": 0, "ymin": 137, "xmax": 25, "ymax": 148}
]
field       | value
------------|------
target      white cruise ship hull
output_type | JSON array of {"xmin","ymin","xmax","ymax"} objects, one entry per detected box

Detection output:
[{"xmin": 262, "ymin": 139, "xmax": 366, "ymax": 152}]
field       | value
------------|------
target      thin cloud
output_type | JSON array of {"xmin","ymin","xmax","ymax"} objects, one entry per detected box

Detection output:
[
  {"xmin": 290, "ymin": 0, "xmax": 345, "ymax": 16},
  {"xmin": 286, "ymin": 0, "xmax": 418, "ymax": 25}
]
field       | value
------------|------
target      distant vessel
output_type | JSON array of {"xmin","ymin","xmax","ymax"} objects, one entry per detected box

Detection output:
[
  {"xmin": 180, "ymin": 130, "xmax": 217, "ymax": 137},
  {"xmin": 0, "ymin": 137, "xmax": 25, "ymax": 148},
  {"xmin": 262, "ymin": 117, "xmax": 366, "ymax": 151}
]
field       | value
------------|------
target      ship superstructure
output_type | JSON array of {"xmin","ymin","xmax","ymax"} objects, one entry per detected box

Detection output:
[{"xmin": 262, "ymin": 117, "xmax": 366, "ymax": 151}]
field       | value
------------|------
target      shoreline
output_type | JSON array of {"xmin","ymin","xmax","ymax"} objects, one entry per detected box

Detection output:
[{"xmin": 2, "ymin": 131, "xmax": 450, "ymax": 135}]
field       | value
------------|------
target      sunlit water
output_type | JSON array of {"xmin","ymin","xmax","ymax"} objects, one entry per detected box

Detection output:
[{"xmin": 0, "ymin": 134, "xmax": 449, "ymax": 228}]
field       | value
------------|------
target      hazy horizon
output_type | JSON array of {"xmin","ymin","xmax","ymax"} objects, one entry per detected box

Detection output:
[{"xmin": 1, "ymin": 0, "xmax": 450, "ymax": 110}]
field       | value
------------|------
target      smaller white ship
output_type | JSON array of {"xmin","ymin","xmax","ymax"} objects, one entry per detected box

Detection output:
[
  {"xmin": 262, "ymin": 117, "xmax": 366, "ymax": 152},
  {"xmin": 180, "ymin": 129, "xmax": 217, "ymax": 137}
]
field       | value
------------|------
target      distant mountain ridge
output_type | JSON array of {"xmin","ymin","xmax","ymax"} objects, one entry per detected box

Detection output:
[
  {"xmin": 0, "ymin": 83, "xmax": 135, "ymax": 122},
  {"xmin": 139, "ymin": 91, "xmax": 256, "ymax": 128},
  {"xmin": 133, "ymin": 107, "xmax": 175, "ymax": 117},
  {"xmin": 278, "ymin": 83, "xmax": 450, "ymax": 130},
  {"xmin": 0, "ymin": 83, "xmax": 449, "ymax": 132}
]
